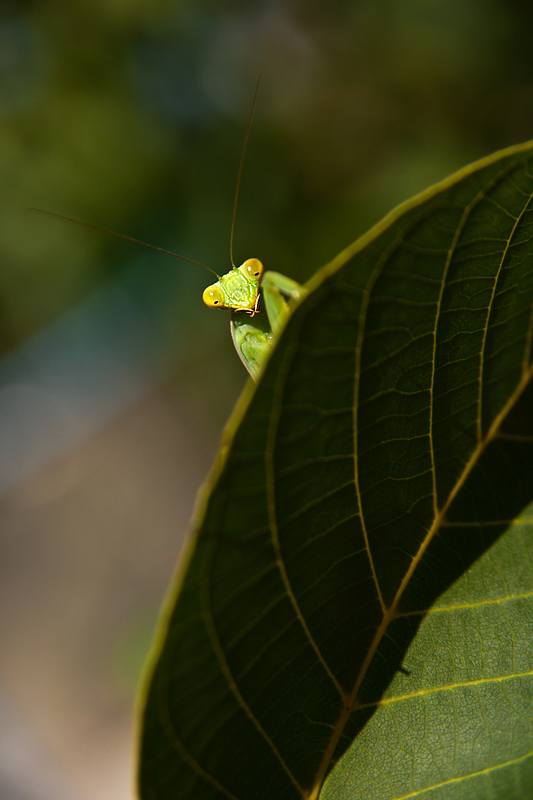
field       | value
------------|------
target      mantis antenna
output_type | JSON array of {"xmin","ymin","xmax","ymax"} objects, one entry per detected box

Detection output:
[
  {"xmin": 27, "ymin": 209, "xmax": 220, "ymax": 278},
  {"xmin": 229, "ymin": 75, "xmax": 261, "ymax": 269},
  {"xmin": 30, "ymin": 75, "xmax": 262, "ymax": 279}
]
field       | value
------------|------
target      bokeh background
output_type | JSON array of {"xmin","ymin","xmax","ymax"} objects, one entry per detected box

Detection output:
[{"xmin": 1, "ymin": 1, "xmax": 532, "ymax": 798}]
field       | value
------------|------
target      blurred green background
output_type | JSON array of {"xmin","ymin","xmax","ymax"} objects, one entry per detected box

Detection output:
[{"xmin": 1, "ymin": 1, "xmax": 532, "ymax": 798}]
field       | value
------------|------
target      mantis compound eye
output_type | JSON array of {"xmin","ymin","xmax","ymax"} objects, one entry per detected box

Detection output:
[
  {"xmin": 202, "ymin": 284, "xmax": 225, "ymax": 308},
  {"xmin": 240, "ymin": 258, "xmax": 264, "ymax": 280}
]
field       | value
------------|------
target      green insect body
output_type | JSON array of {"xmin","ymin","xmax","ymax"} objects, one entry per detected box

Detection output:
[
  {"xmin": 230, "ymin": 318, "xmax": 273, "ymax": 381},
  {"xmin": 196, "ymin": 79, "xmax": 308, "ymax": 381},
  {"xmin": 203, "ymin": 259, "xmax": 305, "ymax": 380}
]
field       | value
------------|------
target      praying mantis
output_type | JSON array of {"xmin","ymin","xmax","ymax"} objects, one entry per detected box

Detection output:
[
  {"xmin": 203, "ymin": 261, "xmax": 305, "ymax": 381},
  {"xmin": 33, "ymin": 78, "xmax": 305, "ymax": 381},
  {"xmin": 197, "ymin": 77, "xmax": 306, "ymax": 380}
]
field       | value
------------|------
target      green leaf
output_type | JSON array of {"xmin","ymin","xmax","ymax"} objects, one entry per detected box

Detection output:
[{"xmin": 138, "ymin": 140, "xmax": 533, "ymax": 800}]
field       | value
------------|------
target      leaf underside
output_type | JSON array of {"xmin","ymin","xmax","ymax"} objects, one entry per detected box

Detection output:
[{"xmin": 139, "ymin": 142, "xmax": 533, "ymax": 800}]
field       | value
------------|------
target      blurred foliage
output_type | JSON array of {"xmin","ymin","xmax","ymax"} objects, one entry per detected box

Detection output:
[{"xmin": 2, "ymin": 0, "xmax": 533, "ymax": 416}]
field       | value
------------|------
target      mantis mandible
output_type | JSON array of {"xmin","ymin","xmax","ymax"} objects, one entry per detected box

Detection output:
[{"xmin": 33, "ymin": 79, "xmax": 305, "ymax": 381}]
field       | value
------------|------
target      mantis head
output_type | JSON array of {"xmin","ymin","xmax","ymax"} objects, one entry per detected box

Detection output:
[{"xmin": 202, "ymin": 258, "xmax": 264, "ymax": 311}]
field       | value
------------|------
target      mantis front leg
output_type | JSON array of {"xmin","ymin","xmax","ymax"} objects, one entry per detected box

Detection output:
[{"xmin": 231, "ymin": 271, "xmax": 305, "ymax": 381}]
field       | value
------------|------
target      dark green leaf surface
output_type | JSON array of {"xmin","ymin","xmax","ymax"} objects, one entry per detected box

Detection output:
[
  {"xmin": 138, "ymin": 141, "xmax": 533, "ymax": 800},
  {"xmin": 321, "ymin": 501, "xmax": 533, "ymax": 800}
]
